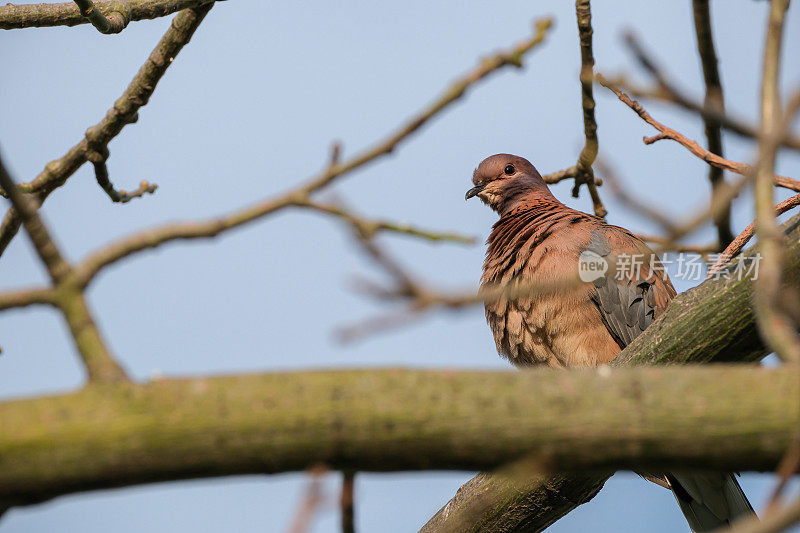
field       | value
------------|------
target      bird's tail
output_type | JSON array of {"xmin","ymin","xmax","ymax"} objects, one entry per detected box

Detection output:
[{"xmin": 666, "ymin": 471, "xmax": 755, "ymax": 532}]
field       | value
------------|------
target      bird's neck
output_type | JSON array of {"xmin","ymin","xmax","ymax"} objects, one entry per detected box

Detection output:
[{"xmin": 497, "ymin": 186, "xmax": 561, "ymax": 217}]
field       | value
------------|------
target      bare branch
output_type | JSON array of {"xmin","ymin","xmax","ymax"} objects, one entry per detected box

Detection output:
[
  {"xmin": 597, "ymin": 74, "xmax": 800, "ymax": 193},
  {"xmin": 294, "ymin": 199, "xmax": 475, "ymax": 245},
  {"xmin": 541, "ymin": 165, "xmax": 602, "ymax": 186},
  {"xmin": 300, "ymin": 18, "xmax": 553, "ymax": 195},
  {"xmin": 0, "ymin": 0, "xmax": 213, "ymax": 30},
  {"xmin": 690, "ymin": 2, "xmax": 734, "ymax": 247},
  {"xmin": 0, "ymin": 286, "xmax": 57, "ymax": 311},
  {"xmin": 68, "ymin": 20, "xmax": 552, "ymax": 287},
  {"xmin": 708, "ymin": 192, "xmax": 800, "ymax": 278},
  {"xmin": 752, "ymin": 0, "xmax": 800, "ymax": 364},
  {"xmin": 725, "ymin": 496, "xmax": 800, "ymax": 533},
  {"xmin": 0, "ymin": 154, "xmax": 71, "ymax": 283},
  {"xmin": 90, "ymin": 148, "xmax": 158, "ymax": 203},
  {"xmin": 573, "ymin": 0, "xmax": 606, "ymax": 218},
  {"xmin": 765, "ymin": 439, "xmax": 800, "ymax": 514},
  {"xmin": 598, "ymin": 73, "xmax": 800, "ymax": 153},
  {"xmin": 595, "ymin": 157, "xmax": 678, "ymax": 234},
  {"xmin": 341, "ymin": 472, "xmax": 355, "ymax": 533},
  {"xmin": 0, "ymin": 153, "xmax": 129, "ymax": 382},
  {"xmin": 636, "ymin": 234, "xmax": 717, "ymax": 256},
  {"xmin": 0, "ymin": 4, "xmax": 214, "ymax": 256},
  {"xmin": 72, "ymin": 0, "xmax": 129, "ymax": 33},
  {"xmin": 287, "ymin": 466, "xmax": 327, "ymax": 533}
]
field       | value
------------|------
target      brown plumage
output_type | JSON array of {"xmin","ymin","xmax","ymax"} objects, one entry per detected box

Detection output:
[
  {"xmin": 469, "ymin": 154, "xmax": 675, "ymax": 368},
  {"xmin": 467, "ymin": 153, "xmax": 754, "ymax": 531}
]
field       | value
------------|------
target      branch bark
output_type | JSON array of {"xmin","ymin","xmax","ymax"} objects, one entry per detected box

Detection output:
[
  {"xmin": 0, "ymin": 0, "xmax": 213, "ymax": 30},
  {"xmin": 692, "ymin": 0, "xmax": 734, "ymax": 247},
  {"xmin": 421, "ymin": 213, "xmax": 800, "ymax": 533},
  {"xmin": 573, "ymin": 0, "xmax": 606, "ymax": 218},
  {"xmin": 0, "ymin": 4, "xmax": 214, "ymax": 256},
  {"xmin": 0, "ymin": 366, "xmax": 796, "ymax": 511}
]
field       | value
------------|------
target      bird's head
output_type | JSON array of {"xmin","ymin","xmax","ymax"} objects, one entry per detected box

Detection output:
[{"xmin": 465, "ymin": 154, "xmax": 552, "ymax": 214}]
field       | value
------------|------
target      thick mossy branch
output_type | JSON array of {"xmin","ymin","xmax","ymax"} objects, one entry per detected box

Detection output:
[
  {"xmin": 616, "ymin": 215, "xmax": 800, "ymax": 366},
  {"xmin": 0, "ymin": 366, "xmax": 796, "ymax": 508}
]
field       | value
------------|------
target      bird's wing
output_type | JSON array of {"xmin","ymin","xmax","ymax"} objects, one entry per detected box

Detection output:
[{"xmin": 585, "ymin": 228, "xmax": 676, "ymax": 349}]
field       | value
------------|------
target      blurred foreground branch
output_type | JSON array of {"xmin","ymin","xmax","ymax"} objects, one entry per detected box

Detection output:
[
  {"xmin": 0, "ymin": 366, "xmax": 796, "ymax": 512},
  {"xmin": 752, "ymin": 0, "xmax": 800, "ymax": 363}
]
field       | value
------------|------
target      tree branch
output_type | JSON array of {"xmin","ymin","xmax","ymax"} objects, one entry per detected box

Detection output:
[
  {"xmin": 573, "ymin": 0, "xmax": 606, "ymax": 217},
  {"xmin": 726, "ymin": 496, "xmax": 800, "ymax": 533},
  {"xmin": 58, "ymin": 20, "xmax": 552, "ymax": 287},
  {"xmin": 0, "ymin": 153, "xmax": 128, "ymax": 383},
  {"xmin": 299, "ymin": 18, "xmax": 553, "ymax": 195},
  {"xmin": 0, "ymin": 155, "xmax": 71, "ymax": 283},
  {"xmin": 0, "ymin": 366, "xmax": 796, "ymax": 511},
  {"xmin": 0, "ymin": 0, "xmax": 213, "ymax": 30},
  {"xmin": 0, "ymin": 286, "xmax": 57, "ymax": 311},
  {"xmin": 708, "ymin": 192, "xmax": 800, "ymax": 278},
  {"xmin": 596, "ymin": 74, "xmax": 800, "ymax": 193},
  {"xmin": 0, "ymin": 4, "xmax": 214, "ymax": 257},
  {"xmin": 752, "ymin": 0, "xmax": 799, "ymax": 363},
  {"xmin": 691, "ymin": 1, "xmax": 734, "ymax": 247},
  {"xmin": 341, "ymin": 472, "xmax": 356, "ymax": 533}
]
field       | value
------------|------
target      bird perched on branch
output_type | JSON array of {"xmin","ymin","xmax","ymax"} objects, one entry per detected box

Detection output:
[{"xmin": 466, "ymin": 153, "xmax": 755, "ymax": 531}]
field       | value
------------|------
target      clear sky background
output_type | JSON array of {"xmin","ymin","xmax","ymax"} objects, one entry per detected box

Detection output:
[{"xmin": 1, "ymin": 1, "xmax": 799, "ymax": 531}]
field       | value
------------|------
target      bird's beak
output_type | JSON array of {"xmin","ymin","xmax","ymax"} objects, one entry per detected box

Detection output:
[{"xmin": 465, "ymin": 184, "xmax": 485, "ymax": 200}]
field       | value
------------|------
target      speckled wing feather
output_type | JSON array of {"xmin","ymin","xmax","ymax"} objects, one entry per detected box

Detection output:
[{"xmin": 584, "ymin": 227, "xmax": 676, "ymax": 349}]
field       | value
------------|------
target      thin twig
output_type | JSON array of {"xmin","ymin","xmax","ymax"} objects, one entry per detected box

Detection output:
[
  {"xmin": 690, "ymin": 2, "xmax": 734, "ymax": 247},
  {"xmin": 724, "ymin": 496, "xmax": 800, "ymax": 533},
  {"xmin": 765, "ymin": 438, "xmax": 800, "ymax": 513},
  {"xmin": 66, "ymin": 20, "xmax": 551, "ymax": 287},
  {"xmin": 542, "ymin": 165, "xmax": 602, "ymax": 186},
  {"xmin": 636, "ymin": 234, "xmax": 717, "ymax": 256},
  {"xmin": 287, "ymin": 466, "xmax": 327, "ymax": 533},
  {"xmin": 72, "ymin": 0, "xmax": 129, "ymax": 33},
  {"xmin": 752, "ymin": 0, "xmax": 800, "ymax": 364},
  {"xmin": 573, "ymin": 0, "xmax": 606, "ymax": 218},
  {"xmin": 0, "ymin": 286, "xmax": 57, "ymax": 311},
  {"xmin": 595, "ymin": 157, "xmax": 678, "ymax": 234},
  {"xmin": 0, "ymin": 154, "xmax": 71, "ymax": 283},
  {"xmin": 300, "ymin": 18, "xmax": 553, "ymax": 195},
  {"xmin": 597, "ymin": 74, "xmax": 800, "ymax": 193},
  {"xmin": 708, "ymin": 193, "xmax": 800, "ymax": 278},
  {"xmin": 338, "ymin": 228, "xmax": 585, "ymax": 342},
  {"xmin": 341, "ymin": 471, "xmax": 355, "ymax": 533},
  {"xmin": 0, "ymin": 152, "xmax": 129, "ymax": 382},
  {"xmin": 0, "ymin": 4, "xmax": 213, "ymax": 257},
  {"xmin": 596, "ymin": 73, "xmax": 800, "ymax": 153},
  {"xmin": 92, "ymin": 157, "xmax": 158, "ymax": 203},
  {"xmin": 294, "ymin": 199, "xmax": 475, "ymax": 244}
]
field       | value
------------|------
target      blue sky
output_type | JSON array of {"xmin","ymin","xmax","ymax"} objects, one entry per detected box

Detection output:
[{"xmin": 1, "ymin": 1, "xmax": 799, "ymax": 531}]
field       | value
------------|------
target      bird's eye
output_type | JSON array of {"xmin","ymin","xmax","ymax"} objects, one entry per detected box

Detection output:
[{"xmin": 504, "ymin": 164, "xmax": 515, "ymax": 175}]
